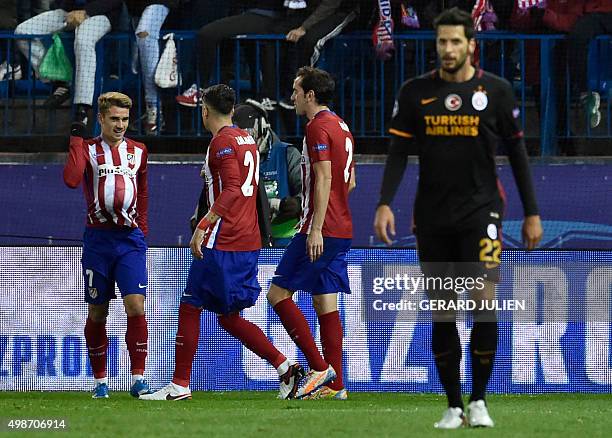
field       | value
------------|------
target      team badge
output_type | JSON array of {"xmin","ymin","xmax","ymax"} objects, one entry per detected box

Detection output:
[
  {"xmin": 444, "ymin": 94, "xmax": 462, "ymax": 111},
  {"xmin": 126, "ymin": 153, "xmax": 135, "ymax": 165},
  {"xmin": 472, "ymin": 91, "xmax": 488, "ymax": 111},
  {"xmin": 88, "ymin": 287, "xmax": 98, "ymax": 299},
  {"xmin": 487, "ymin": 224, "xmax": 498, "ymax": 240}
]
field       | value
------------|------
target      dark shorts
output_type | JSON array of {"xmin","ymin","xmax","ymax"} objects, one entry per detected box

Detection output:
[
  {"xmin": 182, "ymin": 248, "xmax": 261, "ymax": 315},
  {"xmin": 271, "ymin": 233, "xmax": 351, "ymax": 295},
  {"xmin": 81, "ymin": 227, "xmax": 148, "ymax": 304},
  {"xmin": 416, "ymin": 206, "xmax": 503, "ymax": 285}
]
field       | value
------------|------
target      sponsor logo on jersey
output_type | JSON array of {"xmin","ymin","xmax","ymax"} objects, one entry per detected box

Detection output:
[
  {"xmin": 444, "ymin": 94, "xmax": 462, "ymax": 111},
  {"xmin": 314, "ymin": 143, "xmax": 328, "ymax": 152},
  {"xmin": 216, "ymin": 147, "xmax": 234, "ymax": 158},
  {"xmin": 421, "ymin": 97, "xmax": 438, "ymax": 105},
  {"xmin": 424, "ymin": 115, "xmax": 479, "ymax": 137},
  {"xmin": 472, "ymin": 91, "xmax": 488, "ymax": 111},
  {"xmin": 97, "ymin": 164, "xmax": 136, "ymax": 178}
]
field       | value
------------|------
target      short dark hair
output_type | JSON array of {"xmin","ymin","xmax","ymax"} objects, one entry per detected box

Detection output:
[
  {"xmin": 295, "ymin": 66, "xmax": 335, "ymax": 106},
  {"xmin": 433, "ymin": 7, "xmax": 475, "ymax": 40},
  {"xmin": 202, "ymin": 84, "xmax": 235, "ymax": 115}
]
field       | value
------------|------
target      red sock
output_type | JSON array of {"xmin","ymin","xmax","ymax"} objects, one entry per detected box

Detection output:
[
  {"xmin": 84, "ymin": 318, "xmax": 108, "ymax": 379},
  {"xmin": 273, "ymin": 298, "xmax": 327, "ymax": 371},
  {"xmin": 319, "ymin": 310, "xmax": 344, "ymax": 390},
  {"xmin": 218, "ymin": 313, "xmax": 286, "ymax": 368},
  {"xmin": 172, "ymin": 303, "xmax": 202, "ymax": 387},
  {"xmin": 126, "ymin": 315, "xmax": 148, "ymax": 375}
]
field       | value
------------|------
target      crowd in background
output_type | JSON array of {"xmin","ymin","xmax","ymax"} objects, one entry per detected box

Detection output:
[{"xmin": 0, "ymin": 0, "xmax": 610, "ymax": 135}]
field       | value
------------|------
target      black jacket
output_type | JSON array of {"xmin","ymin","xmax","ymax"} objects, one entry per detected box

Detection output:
[{"xmin": 0, "ymin": 0, "xmax": 17, "ymax": 30}]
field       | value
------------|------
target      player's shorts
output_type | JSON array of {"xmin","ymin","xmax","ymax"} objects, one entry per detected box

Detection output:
[
  {"xmin": 416, "ymin": 204, "xmax": 503, "ymax": 285},
  {"xmin": 81, "ymin": 227, "xmax": 148, "ymax": 305},
  {"xmin": 182, "ymin": 248, "xmax": 260, "ymax": 315},
  {"xmin": 271, "ymin": 233, "xmax": 351, "ymax": 295}
]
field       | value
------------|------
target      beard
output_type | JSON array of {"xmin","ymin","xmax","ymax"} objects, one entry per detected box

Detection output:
[{"xmin": 440, "ymin": 53, "xmax": 469, "ymax": 74}]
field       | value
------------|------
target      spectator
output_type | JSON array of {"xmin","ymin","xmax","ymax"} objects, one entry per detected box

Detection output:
[
  {"xmin": 565, "ymin": 1, "xmax": 612, "ymax": 128},
  {"xmin": 125, "ymin": 1, "xmax": 178, "ymax": 134},
  {"xmin": 17, "ymin": 0, "xmax": 53, "ymax": 23},
  {"xmin": 15, "ymin": 0, "xmax": 123, "ymax": 127},
  {"xmin": 233, "ymin": 102, "xmax": 302, "ymax": 246},
  {"xmin": 0, "ymin": 0, "xmax": 19, "ymax": 81},
  {"xmin": 511, "ymin": 1, "xmax": 609, "ymax": 134},
  {"xmin": 176, "ymin": 0, "xmax": 360, "ymax": 111}
]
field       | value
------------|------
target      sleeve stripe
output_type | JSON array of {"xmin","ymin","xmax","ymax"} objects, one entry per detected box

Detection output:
[{"xmin": 388, "ymin": 128, "xmax": 414, "ymax": 138}]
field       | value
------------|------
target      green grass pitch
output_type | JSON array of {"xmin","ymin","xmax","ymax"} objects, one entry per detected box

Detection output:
[{"xmin": 1, "ymin": 392, "xmax": 611, "ymax": 437}]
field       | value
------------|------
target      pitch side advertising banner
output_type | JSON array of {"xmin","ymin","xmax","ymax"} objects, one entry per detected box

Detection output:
[
  {"xmin": 1, "ymin": 247, "xmax": 611, "ymax": 393},
  {"xmin": 1, "ymin": 162, "xmax": 610, "ymax": 248}
]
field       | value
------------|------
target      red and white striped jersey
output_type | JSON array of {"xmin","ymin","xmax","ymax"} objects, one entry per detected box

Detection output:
[
  {"xmin": 202, "ymin": 125, "xmax": 261, "ymax": 251},
  {"xmin": 64, "ymin": 136, "xmax": 149, "ymax": 235},
  {"xmin": 517, "ymin": 0, "xmax": 544, "ymax": 10},
  {"xmin": 299, "ymin": 110, "xmax": 354, "ymax": 239}
]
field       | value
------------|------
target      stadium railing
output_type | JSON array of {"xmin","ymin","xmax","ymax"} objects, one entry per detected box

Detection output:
[{"xmin": 0, "ymin": 31, "xmax": 610, "ymax": 155}]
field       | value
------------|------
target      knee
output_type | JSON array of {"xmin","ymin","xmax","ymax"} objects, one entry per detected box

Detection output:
[
  {"xmin": 15, "ymin": 22, "xmax": 27, "ymax": 35},
  {"xmin": 74, "ymin": 35, "xmax": 95, "ymax": 52},
  {"xmin": 124, "ymin": 297, "xmax": 145, "ymax": 317},
  {"xmin": 88, "ymin": 304, "xmax": 109, "ymax": 323},
  {"xmin": 267, "ymin": 285, "xmax": 292, "ymax": 307}
]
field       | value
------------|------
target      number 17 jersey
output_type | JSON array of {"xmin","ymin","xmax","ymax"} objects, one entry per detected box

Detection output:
[
  {"xmin": 203, "ymin": 125, "xmax": 261, "ymax": 251},
  {"xmin": 299, "ymin": 110, "xmax": 354, "ymax": 239}
]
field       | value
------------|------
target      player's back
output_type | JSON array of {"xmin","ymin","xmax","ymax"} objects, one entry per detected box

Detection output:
[
  {"xmin": 300, "ymin": 110, "xmax": 354, "ymax": 239},
  {"xmin": 203, "ymin": 126, "xmax": 261, "ymax": 251}
]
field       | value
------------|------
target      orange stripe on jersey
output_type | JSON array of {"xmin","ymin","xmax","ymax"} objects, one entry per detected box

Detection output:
[{"xmin": 389, "ymin": 128, "xmax": 414, "ymax": 138}]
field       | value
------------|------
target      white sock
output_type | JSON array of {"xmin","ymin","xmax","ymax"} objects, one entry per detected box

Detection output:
[
  {"xmin": 276, "ymin": 359, "xmax": 290, "ymax": 377},
  {"xmin": 131, "ymin": 374, "xmax": 144, "ymax": 385},
  {"xmin": 171, "ymin": 381, "xmax": 189, "ymax": 391},
  {"xmin": 95, "ymin": 377, "xmax": 108, "ymax": 385}
]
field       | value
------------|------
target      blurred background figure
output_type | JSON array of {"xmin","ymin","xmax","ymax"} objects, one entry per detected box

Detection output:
[
  {"xmin": 233, "ymin": 102, "xmax": 302, "ymax": 246},
  {"xmin": 125, "ymin": 0, "xmax": 177, "ymax": 134},
  {"xmin": 14, "ymin": 0, "xmax": 124, "ymax": 129}
]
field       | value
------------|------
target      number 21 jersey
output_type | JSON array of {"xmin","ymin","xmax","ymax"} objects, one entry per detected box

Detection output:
[{"xmin": 203, "ymin": 125, "xmax": 261, "ymax": 251}]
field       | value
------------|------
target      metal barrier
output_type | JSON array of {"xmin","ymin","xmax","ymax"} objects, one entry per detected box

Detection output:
[{"xmin": 0, "ymin": 31, "xmax": 610, "ymax": 155}]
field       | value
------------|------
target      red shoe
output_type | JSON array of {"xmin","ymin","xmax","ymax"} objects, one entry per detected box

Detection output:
[{"xmin": 175, "ymin": 84, "xmax": 202, "ymax": 108}]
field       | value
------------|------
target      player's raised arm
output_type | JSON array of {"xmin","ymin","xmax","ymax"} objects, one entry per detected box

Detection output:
[
  {"xmin": 63, "ymin": 124, "xmax": 89, "ymax": 188},
  {"xmin": 374, "ymin": 84, "xmax": 415, "ymax": 245},
  {"xmin": 496, "ymin": 81, "xmax": 543, "ymax": 249}
]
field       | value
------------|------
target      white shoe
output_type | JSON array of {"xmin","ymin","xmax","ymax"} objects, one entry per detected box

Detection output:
[
  {"xmin": 434, "ymin": 407, "xmax": 466, "ymax": 429},
  {"xmin": 467, "ymin": 400, "xmax": 494, "ymax": 427},
  {"xmin": 139, "ymin": 382, "xmax": 191, "ymax": 401},
  {"xmin": 0, "ymin": 62, "xmax": 22, "ymax": 81},
  {"xmin": 295, "ymin": 365, "xmax": 336, "ymax": 399},
  {"xmin": 145, "ymin": 106, "xmax": 164, "ymax": 134},
  {"xmin": 278, "ymin": 362, "xmax": 305, "ymax": 400}
]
